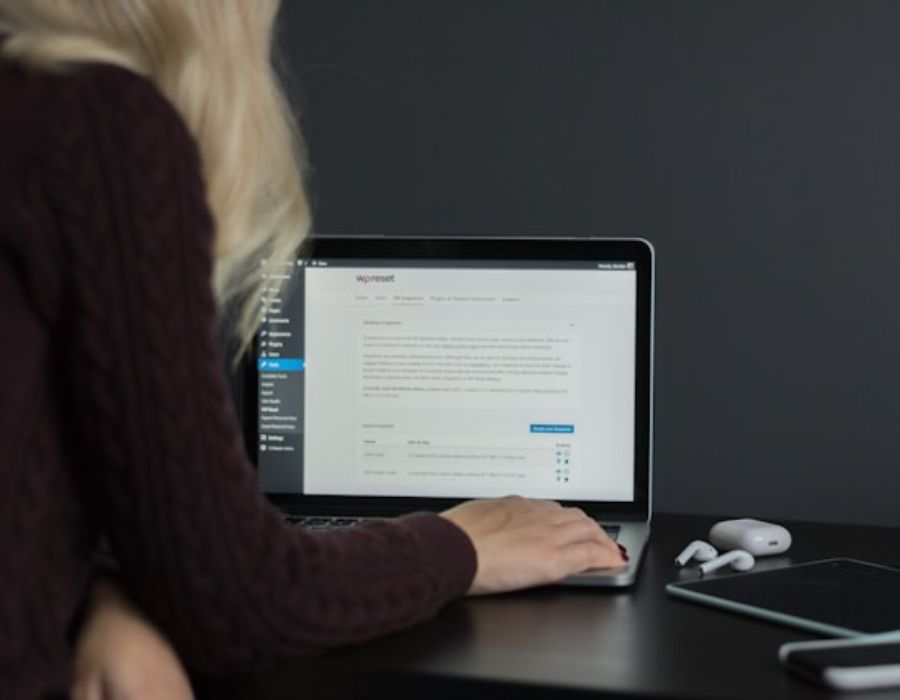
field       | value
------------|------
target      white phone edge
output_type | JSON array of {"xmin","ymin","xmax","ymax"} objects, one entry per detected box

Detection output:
[{"xmin": 780, "ymin": 634, "xmax": 900, "ymax": 691}]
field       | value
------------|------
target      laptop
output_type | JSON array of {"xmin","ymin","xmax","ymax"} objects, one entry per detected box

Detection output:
[{"xmin": 244, "ymin": 236, "xmax": 654, "ymax": 587}]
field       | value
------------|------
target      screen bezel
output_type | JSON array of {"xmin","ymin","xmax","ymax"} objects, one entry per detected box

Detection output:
[{"xmin": 242, "ymin": 235, "xmax": 654, "ymax": 519}]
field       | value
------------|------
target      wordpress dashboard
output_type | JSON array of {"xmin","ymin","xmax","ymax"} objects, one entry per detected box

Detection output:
[{"xmin": 257, "ymin": 259, "xmax": 636, "ymax": 502}]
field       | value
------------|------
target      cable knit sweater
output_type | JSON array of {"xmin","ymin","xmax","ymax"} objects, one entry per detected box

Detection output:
[{"xmin": 0, "ymin": 60, "xmax": 476, "ymax": 699}]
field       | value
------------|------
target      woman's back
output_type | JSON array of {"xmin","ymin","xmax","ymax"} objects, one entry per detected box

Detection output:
[
  {"xmin": 0, "ymin": 59, "xmax": 106, "ymax": 697},
  {"xmin": 0, "ymin": 60, "xmax": 477, "ymax": 698}
]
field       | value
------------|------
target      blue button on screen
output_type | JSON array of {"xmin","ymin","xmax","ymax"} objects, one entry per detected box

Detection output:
[{"xmin": 530, "ymin": 424, "xmax": 575, "ymax": 434}]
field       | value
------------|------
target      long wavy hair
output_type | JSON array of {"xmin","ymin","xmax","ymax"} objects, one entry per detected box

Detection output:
[{"xmin": 0, "ymin": 0, "xmax": 310, "ymax": 360}]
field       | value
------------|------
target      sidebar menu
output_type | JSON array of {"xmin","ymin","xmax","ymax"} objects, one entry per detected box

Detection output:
[{"xmin": 257, "ymin": 261, "xmax": 305, "ymax": 492}]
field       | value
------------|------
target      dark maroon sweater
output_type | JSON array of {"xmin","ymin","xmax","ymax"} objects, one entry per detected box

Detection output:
[{"xmin": 0, "ymin": 60, "xmax": 476, "ymax": 698}]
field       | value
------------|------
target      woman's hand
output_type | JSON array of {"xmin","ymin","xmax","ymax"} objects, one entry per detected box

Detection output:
[
  {"xmin": 441, "ymin": 496, "xmax": 626, "ymax": 595},
  {"xmin": 71, "ymin": 578, "xmax": 194, "ymax": 700}
]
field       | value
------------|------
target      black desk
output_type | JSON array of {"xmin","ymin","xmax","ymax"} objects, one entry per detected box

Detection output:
[{"xmin": 208, "ymin": 513, "xmax": 900, "ymax": 699}]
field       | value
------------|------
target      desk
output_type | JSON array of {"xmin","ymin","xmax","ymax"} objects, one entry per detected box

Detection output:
[{"xmin": 205, "ymin": 513, "xmax": 900, "ymax": 699}]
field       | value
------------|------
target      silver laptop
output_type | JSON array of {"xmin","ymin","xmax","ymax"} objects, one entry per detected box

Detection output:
[{"xmin": 246, "ymin": 236, "xmax": 654, "ymax": 587}]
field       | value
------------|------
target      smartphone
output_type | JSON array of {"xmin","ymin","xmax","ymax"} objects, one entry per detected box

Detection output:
[{"xmin": 780, "ymin": 637, "xmax": 900, "ymax": 691}]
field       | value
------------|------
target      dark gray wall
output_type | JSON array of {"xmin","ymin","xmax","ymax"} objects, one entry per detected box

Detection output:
[{"xmin": 277, "ymin": 0, "xmax": 900, "ymax": 527}]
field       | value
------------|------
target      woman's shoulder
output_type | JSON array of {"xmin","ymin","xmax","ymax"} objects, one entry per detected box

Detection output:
[
  {"xmin": 1, "ymin": 57, "xmax": 194, "ymax": 159},
  {"xmin": 66, "ymin": 61, "xmax": 179, "ymax": 118},
  {"xmin": 0, "ymin": 58, "xmax": 209, "ymax": 321}
]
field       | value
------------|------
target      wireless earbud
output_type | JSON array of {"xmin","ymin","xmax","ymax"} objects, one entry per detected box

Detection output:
[
  {"xmin": 674, "ymin": 540, "xmax": 718, "ymax": 567},
  {"xmin": 698, "ymin": 549, "xmax": 755, "ymax": 575}
]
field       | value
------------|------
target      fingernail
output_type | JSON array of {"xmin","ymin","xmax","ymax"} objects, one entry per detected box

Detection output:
[{"xmin": 618, "ymin": 544, "xmax": 629, "ymax": 561}]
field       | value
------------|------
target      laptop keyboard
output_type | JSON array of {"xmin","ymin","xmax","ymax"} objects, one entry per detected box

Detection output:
[
  {"xmin": 283, "ymin": 514, "xmax": 365, "ymax": 530},
  {"xmin": 283, "ymin": 514, "xmax": 620, "ymax": 540}
]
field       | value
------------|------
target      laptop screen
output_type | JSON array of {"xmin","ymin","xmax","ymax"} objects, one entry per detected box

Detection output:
[{"xmin": 251, "ymin": 237, "xmax": 652, "ymax": 513}]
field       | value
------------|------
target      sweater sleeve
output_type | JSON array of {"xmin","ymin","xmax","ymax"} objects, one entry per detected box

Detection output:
[{"xmin": 43, "ymin": 64, "xmax": 475, "ymax": 674}]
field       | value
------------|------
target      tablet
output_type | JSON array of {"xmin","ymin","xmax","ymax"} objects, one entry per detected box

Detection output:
[{"xmin": 666, "ymin": 559, "xmax": 900, "ymax": 637}]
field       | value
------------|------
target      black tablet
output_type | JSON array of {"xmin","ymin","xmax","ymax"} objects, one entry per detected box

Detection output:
[{"xmin": 666, "ymin": 559, "xmax": 900, "ymax": 637}]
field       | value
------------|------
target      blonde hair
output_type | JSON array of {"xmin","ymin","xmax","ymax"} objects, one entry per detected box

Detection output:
[{"xmin": 0, "ymin": 0, "xmax": 310, "ymax": 360}]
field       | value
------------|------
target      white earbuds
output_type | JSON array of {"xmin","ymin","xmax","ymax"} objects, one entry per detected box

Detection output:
[
  {"xmin": 698, "ymin": 549, "xmax": 755, "ymax": 576},
  {"xmin": 674, "ymin": 540, "xmax": 719, "ymax": 567},
  {"xmin": 675, "ymin": 539, "xmax": 756, "ymax": 575}
]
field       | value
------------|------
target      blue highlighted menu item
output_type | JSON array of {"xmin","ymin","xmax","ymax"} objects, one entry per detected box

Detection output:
[{"xmin": 258, "ymin": 358, "xmax": 305, "ymax": 372}]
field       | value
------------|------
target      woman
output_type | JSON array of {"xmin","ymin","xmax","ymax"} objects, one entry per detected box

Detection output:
[{"xmin": 0, "ymin": 2, "xmax": 624, "ymax": 697}]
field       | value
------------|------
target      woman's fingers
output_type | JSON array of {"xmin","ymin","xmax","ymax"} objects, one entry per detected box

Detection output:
[
  {"xmin": 558, "ymin": 540, "xmax": 626, "ymax": 574},
  {"xmin": 552, "ymin": 518, "xmax": 623, "ymax": 555},
  {"xmin": 549, "ymin": 509, "xmax": 622, "ymax": 545}
]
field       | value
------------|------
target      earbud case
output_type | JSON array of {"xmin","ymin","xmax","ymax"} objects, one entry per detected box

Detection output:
[{"xmin": 708, "ymin": 518, "xmax": 792, "ymax": 556}]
